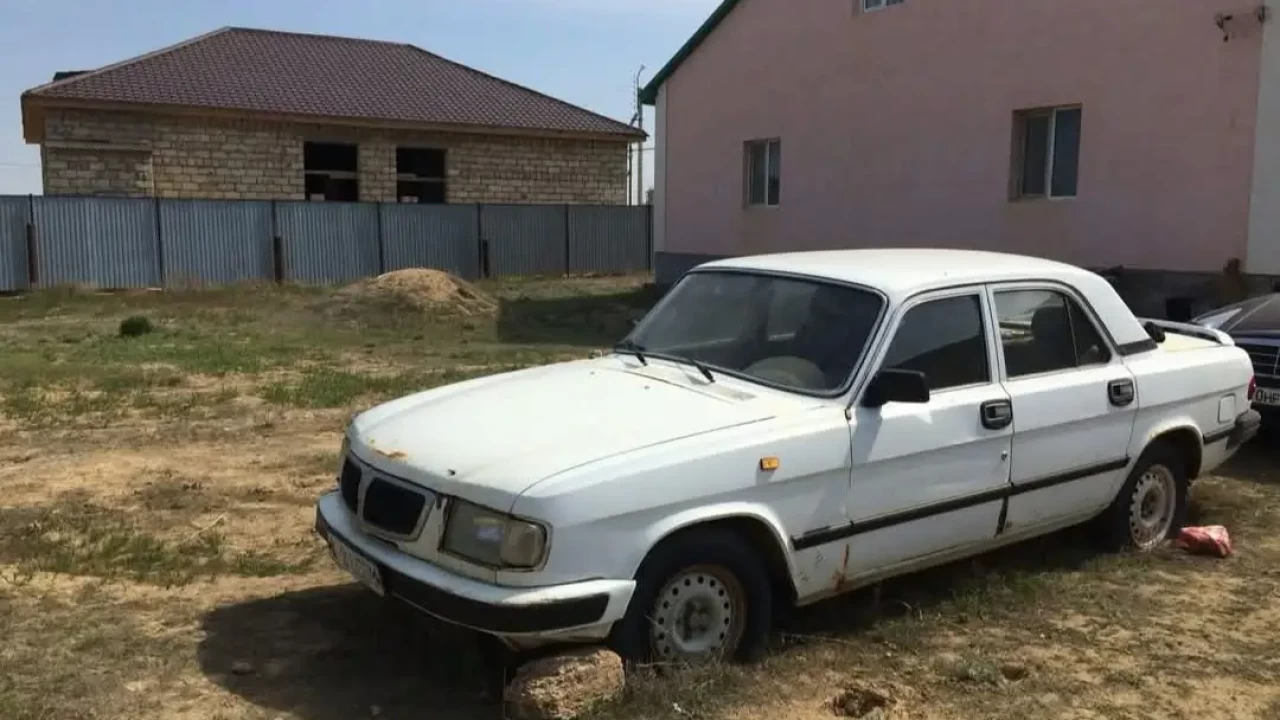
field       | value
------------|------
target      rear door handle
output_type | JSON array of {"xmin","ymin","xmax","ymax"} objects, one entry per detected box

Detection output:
[
  {"xmin": 1108, "ymin": 379, "xmax": 1135, "ymax": 407},
  {"xmin": 980, "ymin": 399, "xmax": 1013, "ymax": 430}
]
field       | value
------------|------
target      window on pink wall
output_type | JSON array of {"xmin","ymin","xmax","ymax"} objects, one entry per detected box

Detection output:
[
  {"xmin": 1012, "ymin": 106, "xmax": 1082, "ymax": 200},
  {"xmin": 862, "ymin": 0, "xmax": 904, "ymax": 11},
  {"xmin": 745, "ymin": 139, "xmax": 781, "ymax": 207}
]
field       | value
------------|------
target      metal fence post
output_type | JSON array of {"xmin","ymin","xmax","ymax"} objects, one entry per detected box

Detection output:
[
  {"xmin": 25, "ymin": 194, "xmax": 37, "ymax": 289},
  {"xmin": 271, "ymin": 199, "xmax": 284, "ymax": 283},
  {"xmin": 563, "ymin": 204, "xmax": 571, "ymax": 276},
  {"xmin": 645, "ymin": 203, "xmax": 654, "ymax": 272},
  {"xmin": 375, "ymin": 202, "xmax": 386, "ymax": 274},
  {"xmin": 476, "ymin": 203, "xmax": 488, "ymax": 279},
  {"xmin": 153, "ymin": 196, "xmax": 166, "ymax": 288}
]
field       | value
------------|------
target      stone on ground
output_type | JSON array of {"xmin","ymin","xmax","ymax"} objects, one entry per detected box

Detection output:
[
  {"xmin": 504, "ymin": 647, "xmax": 625, "ymax": 720},
  {"xmin": 828, "ymin": 681, "xmax": 919, "ymax": 719}
]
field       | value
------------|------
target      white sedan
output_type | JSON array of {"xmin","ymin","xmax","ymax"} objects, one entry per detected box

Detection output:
[{"xmin": 315, "ymin": 249, "xmax": 1259, "ymax": 664}]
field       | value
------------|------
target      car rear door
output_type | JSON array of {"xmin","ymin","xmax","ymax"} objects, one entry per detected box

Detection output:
[{"xmin": 987, "ymin": 283, "xmax": 1138, "ymax": 533}]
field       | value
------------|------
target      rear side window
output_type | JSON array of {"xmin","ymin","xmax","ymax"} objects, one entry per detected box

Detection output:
[
  {"xmin": 881, "ymin": 295, "xmax": 989, "ymax": 391},
  {"xmin": 994, "ymin": 290, "xmax": 1111, "ymax": 377}
]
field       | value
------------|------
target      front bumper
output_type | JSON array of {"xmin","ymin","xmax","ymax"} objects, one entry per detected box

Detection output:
[{"xmin": 314, "ymin": 492, "xmax": 635, "ymax": 642}]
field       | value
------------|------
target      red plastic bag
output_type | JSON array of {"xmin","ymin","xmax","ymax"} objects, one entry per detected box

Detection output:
[{"xmin": 1175, "ymin": 526, "xmax": 1232, "ymax": 558}]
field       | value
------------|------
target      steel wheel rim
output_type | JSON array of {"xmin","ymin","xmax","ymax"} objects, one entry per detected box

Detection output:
[
  {"xmin": 649, "ymin": 565, "xmax": 745, "ymax": 663},
  {"xmin": 1129, "ymin": 464, "xmax": 1176, "ymax": 550}
]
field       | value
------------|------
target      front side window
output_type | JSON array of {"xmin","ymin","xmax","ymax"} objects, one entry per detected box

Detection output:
[
  {"xmin": 746, "ymin": 139, "xmax": 781, "ymax": 207},
  {"xmin": 863, "ymin": 0, "xmax": 905, "ymax": 10},
  {"xmin": 881, "ymin": 295, "xmax": 989, "ymax": 391},
  {"xmin": 1013, "ymin": 106, "xmax": 1082, "ymax": 199},
  {"xmin": 625, "ymin": 271, "xmax": 883, "ymax": 393},
  {"xmin": 995, "ymin": 289, "xmax": 1111, "ymax": 378}
]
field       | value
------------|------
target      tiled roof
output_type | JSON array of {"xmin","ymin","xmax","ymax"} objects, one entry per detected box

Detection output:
[{"xmin": 24, "ymin": 27, "xmax": 643, "ymax": 139}]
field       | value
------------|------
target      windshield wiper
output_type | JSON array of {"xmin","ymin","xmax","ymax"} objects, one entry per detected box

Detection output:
[
  {"xmin": 612, "ymin": 339, "xmax": 647, "ymax": 365},
  {"xmin": 668, "ymin": 354, "xmax": 715, "ymax": 383},
  {"xmin": 689, "ymin": 357, "xmax": 715, "ymax": 383},
  {"xmin": 615, "ymin": 342, "xmax": 715, "ymax": 383}
]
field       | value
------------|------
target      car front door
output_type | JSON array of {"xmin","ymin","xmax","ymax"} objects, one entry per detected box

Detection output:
[
  {"xmin": 818, "ymin": 287, "xmax": 1014, "ymax": 581},
  {"xmin": 988, "ymin": 284, "xmax": 1138, "ymax": 533}
]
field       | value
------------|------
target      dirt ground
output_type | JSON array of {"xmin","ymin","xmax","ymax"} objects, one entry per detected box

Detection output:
[{"xmin": 1, "ymin": 275, "xmax": 1278, "ymax": 720}]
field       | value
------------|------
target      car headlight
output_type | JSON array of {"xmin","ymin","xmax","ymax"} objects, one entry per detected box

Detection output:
[{"xmin": 441, "ymin": 500, "xmax": 548, "ymax": 569}]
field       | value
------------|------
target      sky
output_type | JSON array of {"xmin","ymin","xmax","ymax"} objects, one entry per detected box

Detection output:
[{"xmin": 0, "ymin": 0, "xmax": 722, "ymax": 196}]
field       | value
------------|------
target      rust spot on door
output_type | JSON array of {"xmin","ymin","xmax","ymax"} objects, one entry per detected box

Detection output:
[{"xmin": 830, "ymin": 545, "xmax": 852, "ymax": 592}]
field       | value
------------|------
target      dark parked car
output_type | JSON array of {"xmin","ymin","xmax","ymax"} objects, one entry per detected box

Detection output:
[{"xmin": 1194, "ymin": 293, "xmax": 1280, "ymax": 424}]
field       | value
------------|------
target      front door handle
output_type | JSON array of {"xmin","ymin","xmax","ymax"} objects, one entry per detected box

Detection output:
[
  {"xmin": 1108, "ymin": 379, "xmax": 1135, "ymax": 407},
  {"xmin": 980, "ymin": 399, "xmax": 1013, "ymax": 430}
]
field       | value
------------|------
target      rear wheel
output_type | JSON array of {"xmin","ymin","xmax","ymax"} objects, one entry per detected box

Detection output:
[
  {"xmin": 1098, "ymin": 444, "xmax": 1188, "ymax": 551},
  {"xmin": 611, "ymin": 529, "xmax": 772, "ymax": 665}
]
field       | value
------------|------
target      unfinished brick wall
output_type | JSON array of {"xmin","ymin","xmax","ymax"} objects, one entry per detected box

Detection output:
[
  {"xmin": 40, "ymin": 143, "xmax": 153, "ymax": 197},
  {"xmin": 40, "ymin": 109, "xmax": 629, "ymax": 204}
]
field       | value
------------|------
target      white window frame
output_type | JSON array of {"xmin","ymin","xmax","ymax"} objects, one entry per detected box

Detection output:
[
  {"xmin": 1014, "ymin": 105, "xmax": 1082, "ymax": 201},
  {"xmin": 745, "ymin": 139, "xmax": 781, "ymax": 208},
  {"xmin": 863, "ymin": 0, "xmax": 905, "ymax": 12}
]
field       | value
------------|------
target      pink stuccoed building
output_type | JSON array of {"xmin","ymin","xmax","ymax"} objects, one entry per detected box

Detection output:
[{"xmin": 641, "ymin": 0, "xmax": 1280, "ymax": 316}]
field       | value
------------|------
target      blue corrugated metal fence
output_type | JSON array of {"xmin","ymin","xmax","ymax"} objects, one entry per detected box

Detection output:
[
  {"xmin": 381, "ymin": 204, "xmax": 480, "ymax": 280},
  {"xmin": 33, "ymin": 197, "xmax": 161, "ymax": 288},
  {"xmin": 159, "ymin": 200, "xmax": 275, "ymax": 286},
  {"xmin": 0, "ymin": 196, "xmax": 651, "ymax": 290},
  {"xmin": 0, "ymin": 196, "xmax": 29, "ymax": 291}
]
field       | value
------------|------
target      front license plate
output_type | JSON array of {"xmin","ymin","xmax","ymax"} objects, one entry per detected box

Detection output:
[
  {"xmin": 329, "ymin": 535, "xmax": 384, "ymax": 596},
  {"xmin": 1255, "ymin": 387, "xmax": 1280, "ymax": 407}
]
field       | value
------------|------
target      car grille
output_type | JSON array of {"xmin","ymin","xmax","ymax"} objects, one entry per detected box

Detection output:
[
  {"xmin": 337, "ymin": 455, "xmax": 432, "ymax": 539},
  {"xmin": 339, "ymin": 459, "xmax": 362, "ymax": 513},
  {"xmin": 1237, "ymin": 343, "xmax": 1280, "ymax": 386},
  {"xmin": 362, "ymin": 478, "xmax": 429, "ymax": 536}
]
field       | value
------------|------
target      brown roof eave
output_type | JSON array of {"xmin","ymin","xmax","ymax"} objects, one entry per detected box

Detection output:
[
  {"xmin": 21, "ymin": 93, "xmax": 46, "ymax": 143},
  {"xmin": 22, "ymin": 96, "xmax": 647, "ymax": 144}
]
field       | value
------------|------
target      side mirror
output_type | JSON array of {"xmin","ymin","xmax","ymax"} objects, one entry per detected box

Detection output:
[{"xmin": 861, "ymin": 369, "xmax": 930, "ymax": 408}]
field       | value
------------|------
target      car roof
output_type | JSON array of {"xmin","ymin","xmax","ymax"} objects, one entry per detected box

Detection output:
[{"xmin": 699, "ymin": 249, "xmax": 1095, "ymax": 297}]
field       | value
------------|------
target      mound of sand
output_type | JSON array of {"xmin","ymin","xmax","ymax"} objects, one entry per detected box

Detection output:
[{"xmin": 338, "ymin": 269, "xmax": 497, "ymax": 316}]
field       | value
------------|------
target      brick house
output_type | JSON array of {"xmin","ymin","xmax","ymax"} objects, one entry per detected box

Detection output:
[{"xmin": 20, "ymin": 27, "xmax": 643, "ymax": 204}]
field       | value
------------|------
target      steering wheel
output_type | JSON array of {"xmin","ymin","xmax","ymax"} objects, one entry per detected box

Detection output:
[{"xmin": 743, "ymin": 356, "xmax": 826, "ymax": 389}]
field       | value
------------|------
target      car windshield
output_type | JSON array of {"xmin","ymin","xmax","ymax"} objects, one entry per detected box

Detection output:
[{"xmin": 621, "ymin": 271, "xmax": 884, "ymax": 393}]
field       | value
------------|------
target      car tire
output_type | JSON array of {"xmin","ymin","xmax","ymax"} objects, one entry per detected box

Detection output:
[
  {"xmin": 610, "ymin": 528, "xmax": 772, "ymax": 666},
  {"xmin": 1097, "ymin": 442, "xmax": 1188, "ymax": 552}
]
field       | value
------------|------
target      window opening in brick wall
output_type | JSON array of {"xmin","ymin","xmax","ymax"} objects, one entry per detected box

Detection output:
[
  {"xmin": 396, "ymin": 147, "xmax": 447, "ymax": 203},
  {"xmin": 303, "ymin": 141, "xmax": 359, "ymax": 202},
  {"xmin": 1012, "ymin": 106, "xmax": 1081, "ymax": 200}
]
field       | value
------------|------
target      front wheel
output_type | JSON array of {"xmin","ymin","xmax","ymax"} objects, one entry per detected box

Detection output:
[
  {"xmin": 611, "ymin": 528, "xmax": 772, "ymax": 665},
  {"xmin": 1098, "ymin": 444, "xmax": 1188, "ymax": 551}
]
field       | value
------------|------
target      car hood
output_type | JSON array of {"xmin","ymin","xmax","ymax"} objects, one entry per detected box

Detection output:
[{"xmin": 347, "ymin": 358, "xmax": 795, "ymax": 511}]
